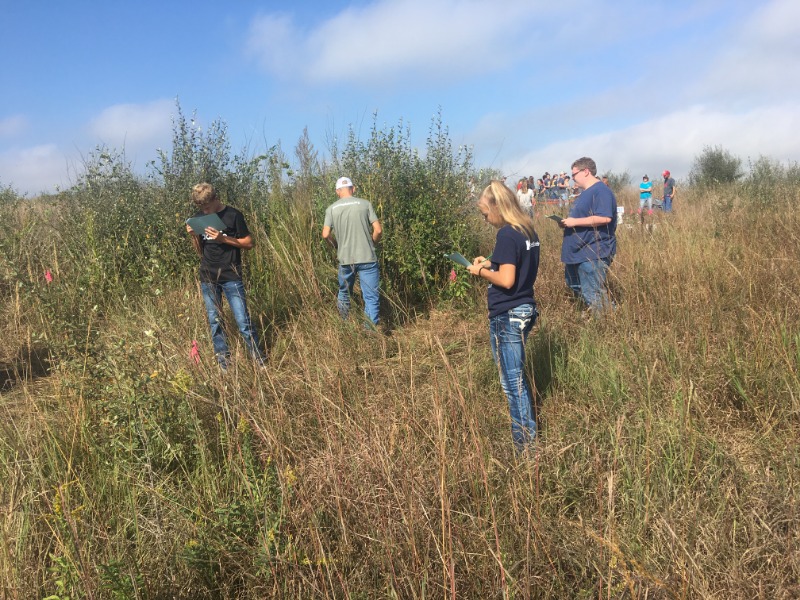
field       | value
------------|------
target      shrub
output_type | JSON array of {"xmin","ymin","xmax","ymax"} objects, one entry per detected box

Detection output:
[
  {"xmin": 689, "ymin": 144, "xmax": 743, "ymax": 187},
  {"xmin": 62, "ymin": 147, "xmax": 192, "ymax": 300},
  {"xmin": 602, "ymin": 170, "xmax": 632, "ymax": 192},
  {"xmin": 0, "ymin": 180, "xmax": 22, "ymax": 203},
  {"xmin": 331, "ymin": 111, "xmax": 481, "ymax": 308}
]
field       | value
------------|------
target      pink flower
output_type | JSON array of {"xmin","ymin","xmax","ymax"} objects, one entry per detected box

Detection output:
[
  {"xmin": 449, "ymin": 268, "xmax": 457, "ymax": 282},
  {"xmin": 190, "ymin": 340, "xmax": 200, "ymax": 364},
  {"xmin": 45, "ymin": 270, "xmax": 53, "ymax": 283}
]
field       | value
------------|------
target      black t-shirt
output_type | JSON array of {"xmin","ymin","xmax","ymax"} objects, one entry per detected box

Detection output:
[
  {"xmin": 487, "ymin": 225, "xmax": 540, "ymax": 318},
  {"xmin": 195, "ymin": 206, "xmax": 250, "ymax": 283}
]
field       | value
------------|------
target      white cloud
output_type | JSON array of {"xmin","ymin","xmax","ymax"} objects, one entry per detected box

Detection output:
[
  {"xmin": 0, "ymin": 98, "xmax": 176, "ymax": 196},
  {"xmin": 745, "ymin": 0, "xmax": 799, "ymax": 42},
  {"xmin": 88, "ymin": 98, "xmax": 174, "ymax": 148},
  {"xmin": 467, "ymin": 0, "xmax": 800, "ymax": 181},
  {"xmin": 690, "ymin": 0, "xmax": 800, "ymax": 104},
  {"xmin": 0, "ymin": 115, "xmax": 28, "ymax": 138},
  {"xmin": 501, "ymin": 103, "xmax": 800, "ymax": 182},
  {"xmin": 245, "ymin": 13, "xmax": 297, "ymax": 78},
  {"xmin": 0, "ymin": 144, "xmax": 70, "ymax": 195},
  {"xmin": 5, "ymin": 0, "xmax": 795, "ymax": 198},
  {"xmin": 246, "ymin": 0, "xmax": 542, "ymax": 86}
]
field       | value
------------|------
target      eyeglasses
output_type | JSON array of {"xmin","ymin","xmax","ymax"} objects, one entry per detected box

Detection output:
[{"xmin": 571, "ymin": 168, "xmax": 585, "ymax": 178}]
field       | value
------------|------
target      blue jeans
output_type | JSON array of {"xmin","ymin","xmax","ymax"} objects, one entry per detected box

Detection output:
[
  {"xmin": 338, "ymin": 262, "xmax": 380, "ymax": 326},
  {"xmin": 489, "ymin": 303, "xmax": 537, "ymax": 453},
  {"xmin": 565, "ymin": 257, "xmax": 613, "ymax": 312},
  {"xmin": 663, "ymin": 194, "xmax": 672, "ymax": 212},
  {"xmin": 201, "ymin": 280, "xmax": 265, "ymax": 366}
]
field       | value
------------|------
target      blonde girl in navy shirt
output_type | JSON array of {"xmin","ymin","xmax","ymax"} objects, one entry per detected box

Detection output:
[{"xmin": 468, "ymin": 181, "xmax": 541, "ymax": 453}]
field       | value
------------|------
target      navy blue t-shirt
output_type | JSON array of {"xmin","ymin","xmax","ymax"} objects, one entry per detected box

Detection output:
[
  {"xmin": 561, "ymin": 182, "xmax": 617, "ymax": 265},
  {"xmin": 487, "ymin": 225, "xmax": 540, "ymax": 318}
]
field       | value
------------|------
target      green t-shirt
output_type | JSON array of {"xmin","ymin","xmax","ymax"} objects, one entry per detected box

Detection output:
[{"xmin": 324, "ymin": 196, "xmax": 379, "ymax": 265}]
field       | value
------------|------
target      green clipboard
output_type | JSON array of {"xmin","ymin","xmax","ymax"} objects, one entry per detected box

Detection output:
[
  {"xmin": 444, "ymin": 252, "xmax": 472, "ymax": 268},
  {"xmin": 186, "ymin": 212, "xmax": 226, "ymax": 235}
]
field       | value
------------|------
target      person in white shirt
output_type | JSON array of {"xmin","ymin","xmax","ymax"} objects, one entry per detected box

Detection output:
[{"xmin": 516, "ymin": 177, "xmax": 535, "ymax": 216}]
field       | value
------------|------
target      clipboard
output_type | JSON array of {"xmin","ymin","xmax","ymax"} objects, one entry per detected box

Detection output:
[
  {"xmin": 444, "ymin": 252, "xmax": 472, "ymax": 268},
  {"xmin": 546, "ymin": 214, "xmax": 564, "ymax": 224},
  {"xmin": 186, "ymin": 212, "xmax": 226, "ymax": 235}
]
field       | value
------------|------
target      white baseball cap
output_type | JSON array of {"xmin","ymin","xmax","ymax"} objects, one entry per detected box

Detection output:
[{"xmin": 335, "ymin": 176, "xmax": 354, "ymax": 190}]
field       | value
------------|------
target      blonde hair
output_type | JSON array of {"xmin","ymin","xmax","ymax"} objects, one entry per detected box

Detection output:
[
  {"xmin": 481, "ymin": 180, "xmax": 536, "ymax": 239},
  {"xmin": 191, "ymin": 182, "xmax": 217, "ymax": 206}
]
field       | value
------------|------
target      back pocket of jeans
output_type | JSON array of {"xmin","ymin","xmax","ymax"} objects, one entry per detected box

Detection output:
[{"xmin": 509, "ymin": 304, "xmax": 535, "ymax": 330}]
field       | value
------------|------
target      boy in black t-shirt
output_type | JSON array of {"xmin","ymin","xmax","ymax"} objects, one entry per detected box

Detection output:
[{"xmin": 186, "ymin": 183, "xmax": 265, "ymax": 369}]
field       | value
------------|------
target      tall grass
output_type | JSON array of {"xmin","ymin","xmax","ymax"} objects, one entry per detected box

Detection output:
[{"xmin": 1, "ymin": 137, "xmax": 799, "ymax": 598}]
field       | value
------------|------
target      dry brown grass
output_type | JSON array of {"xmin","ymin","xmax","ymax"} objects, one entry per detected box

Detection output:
[{"xmin": 1, "ymin": 183, "xmax": 799, "ymax": 598}]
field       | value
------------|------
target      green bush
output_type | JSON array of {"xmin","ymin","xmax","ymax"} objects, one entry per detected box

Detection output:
[
  {"xmin": 332, "ymin": 111, "xmax": 480, "ymax": 307},
  {"xmin": 689, "ymin": 144, "xmax": 743, "ymax": 187},
  {"xmin": 602, "ymin": 170, "xmax": 632, "ymax": 192},
  {"xmin": 0, "ymin": 180, "xmax": 22, "ymax": 204},
  {"xmin": 64, "ymin": 148, "xmax": 191, "ymax": 298},
  {"xmin": 743, "ymin": 156, "xmax": 800, "ymax": 203}
]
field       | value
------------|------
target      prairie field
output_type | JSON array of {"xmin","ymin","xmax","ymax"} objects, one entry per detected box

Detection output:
[{"xmin": 0, "ymin": 124, "xmax": 798, "ymax": 598}]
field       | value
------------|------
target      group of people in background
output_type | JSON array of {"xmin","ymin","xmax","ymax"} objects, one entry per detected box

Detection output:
[
  {"xmin": 515, "ymin": 168, "xmax": 678, "ymax": 222},
  {"xmin": 516, "ymin": 172, "xmax": 577, "ymax": 212}
]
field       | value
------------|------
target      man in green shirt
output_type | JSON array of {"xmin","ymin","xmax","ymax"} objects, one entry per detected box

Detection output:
[{"xmin": 322, "ymin": 177, "xmax": 383, "ymax": 326}]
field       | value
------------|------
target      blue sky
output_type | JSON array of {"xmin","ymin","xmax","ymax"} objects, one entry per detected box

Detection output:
[{"xmin": 2, "ymin": 0, "xmax": 798, "ymax": 196}]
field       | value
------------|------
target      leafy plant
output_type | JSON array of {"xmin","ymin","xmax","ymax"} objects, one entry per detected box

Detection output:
[
  {"xmin": 689, "ymin": 144, "xmax": 743, "ymax": 186},
  {"xmin": 332, "ymin": 110, "xmax": 480, "ymax": 308},
  {"xmin": 602, "ymin": 170, "xmax": 632, "ymax": 191}
]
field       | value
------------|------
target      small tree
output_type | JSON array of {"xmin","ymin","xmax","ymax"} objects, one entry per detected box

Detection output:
[
  {"xmin": 332, "ymin": 111, "xmax": 478, "ymax": 307},
  {"xmin": 689, "ymin": 145, "xmax": 743, "ymax": 187},
  {"xmin": 602, "ymin": 170, "xmax": 631, "ymax": 192},
  {"xmin": 153, "ymin": 101, "xmax": 232, "ymax": 201},
  {"xmin": 0, "ymin": 181, "xmax": 21, "ymax": 204}
]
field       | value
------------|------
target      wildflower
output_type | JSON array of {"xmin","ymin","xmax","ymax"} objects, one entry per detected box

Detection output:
[
  {"xmin": 45, "ymin": 270, "xmax": 53, "ymax": 283},
  {"xmin": 237, "ymin": 416, "xmax": 250, "ymax": 434},
  {"xmin": 282, "ymin": 465, "xmax": 297, "ymax": 488},
  {"xmin": 449, "ymin": 268, "xmax": 457, "ymax": 283},
  {"xmin": 171, "ymin": 369, "xmax": 192, "ymax": 393}
]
